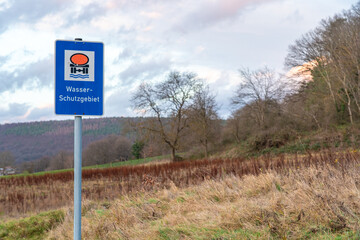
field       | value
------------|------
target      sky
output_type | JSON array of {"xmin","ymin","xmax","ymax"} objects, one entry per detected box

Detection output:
[{"xmin": 0, "ymin": 0, "xmax": 358, "ymax": 124}]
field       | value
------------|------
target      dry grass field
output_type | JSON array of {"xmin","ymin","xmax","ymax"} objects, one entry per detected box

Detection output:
[{"xmin": 2, "ymin": 150, "xmax": 360, "ymax": 239}]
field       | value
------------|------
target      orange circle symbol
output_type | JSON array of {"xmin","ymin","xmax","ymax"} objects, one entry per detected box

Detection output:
[{"xmin": 70, "ymin": 53, "xmax": 89, "ymax": 65}]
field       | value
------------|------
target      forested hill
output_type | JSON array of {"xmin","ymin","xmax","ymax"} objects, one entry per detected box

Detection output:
[{"xmin": 0, "ymin": 117, "xmax": 131, "ymax": 163}]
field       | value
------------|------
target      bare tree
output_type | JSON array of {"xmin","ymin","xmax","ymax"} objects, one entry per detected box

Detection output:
[
  {"xmin": 285, "ymin": 3, "xmax": 360, "ymax": 125},
  {"xmin": 225, "ymin": 107, "xmax": 254, "ymax": 143},
  {"xmin": 132, "ymin": 71, "xmax": 202, "ymax": 161},
  {"xmin": 187, "ymin": 86, "xmax": 220, "ymax": 158},
  {"xmin": 231, "ymin": 67, "xmax": 286, "ymax": 129},
  {"xmin": 47, "ymin": 151, "xmax": 73, "ymax": 171},
  {"xmin": 83, "ymin": 135, "xmax": 131, "ymax": 166}
]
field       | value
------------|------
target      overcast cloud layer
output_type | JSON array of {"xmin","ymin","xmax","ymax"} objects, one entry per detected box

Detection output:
[{"xmin": 0, "ymin": 0, "xmax": 357, "ymax": 123}]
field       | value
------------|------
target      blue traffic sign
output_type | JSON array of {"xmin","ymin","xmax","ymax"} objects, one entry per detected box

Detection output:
[{"xmin": 55, "ymin": 40, "xmax": 104, "ymax": 115}]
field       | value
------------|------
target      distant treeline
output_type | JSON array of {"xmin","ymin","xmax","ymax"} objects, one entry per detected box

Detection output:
[{"xmin": 0, "ymin": 117, "xmax": 128, "ymax": 163}]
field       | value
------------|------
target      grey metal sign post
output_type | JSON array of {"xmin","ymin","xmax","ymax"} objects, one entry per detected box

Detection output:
[
  {"xmin": 55, "ymin": 38, "xmax": 104, "ymax": 240},
  {"xmin": 74, "ymin": 114, "xmax": 82, "ymax": 240}
]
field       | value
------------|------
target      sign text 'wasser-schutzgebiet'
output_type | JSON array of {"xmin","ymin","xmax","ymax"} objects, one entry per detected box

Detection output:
[{"xmin": 55, "ymin": 40, "xmax": 103, "ymax": 115}]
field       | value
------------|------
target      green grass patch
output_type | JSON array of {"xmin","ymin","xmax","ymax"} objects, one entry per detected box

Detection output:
[
  {"xmin": 0, "ymin": 168, "xmax": 74, "ymax": 179},
  {"xmin": 148, "ymin": 198, "xmax": 159, "ymax": 204},
  {"xmin": 95, "ymin": 209, "xmax": 105, "ymax": 216},
  {"xmin": 274, "ymin": 182, "xmax": 283, "ymax": 192},
  {"xmin": 158, "ymin": 227, "xmax": 182, "ymax": 240},
  {"xmin": 300, "ymin": 228, "xmax": 360, "ymax": 239},
  {"xmin": 1, "ymin": 155, "xmax": 170, "ymax": 179},
  {"xmin": 176, "ymin": 197, "xmax": 186, "ymax": 203},
  {"xmin": 83, "ymin": 155, "xmax": 168, "ymax": 169},
  {"xmin": 0, "ymin": 210, "xmax": 65, "ymax": 240}
]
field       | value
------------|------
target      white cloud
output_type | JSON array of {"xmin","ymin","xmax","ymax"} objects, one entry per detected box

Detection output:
[
  {"xmin": 140, "ymin": 11, "xmax": 162, "ymax": 19},
  {"xmin": 0, "ymin": 0, "xmax": 10, "ymax": 11},
  {"xmin": 0, "ymin": 0, "xmax": 357, "ymax": 123}
]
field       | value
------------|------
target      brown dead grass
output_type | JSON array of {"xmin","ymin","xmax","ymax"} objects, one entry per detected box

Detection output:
[
  {"xmin": 46, "ymin": 156, "xmax": 360, "ymax": 239},
  {"xmin": 2, "ymin": 150, "xmax": 360, "ymax": 239}
]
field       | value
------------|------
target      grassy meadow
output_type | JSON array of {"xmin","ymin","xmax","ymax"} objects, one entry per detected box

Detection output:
[{"xmin": 1, "ymin": 150, "xmax": 360, "ymax": 239}]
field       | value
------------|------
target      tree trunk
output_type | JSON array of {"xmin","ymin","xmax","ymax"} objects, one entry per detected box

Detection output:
[
  {"xmin": 234, "ymin": 123, "xmax": 241, "ymax": 143},
  {"xmin": 171, "ymin": 147, "xmax": 176, "ymax": 161},
  {"xmin": 310, "ymin": 113, "xmax": 321, "ymax": 129},
  {"xmin": 344, "ymin": 88, "xmax": 354, "ymax": 125},
  {"xmin": 204, "ymin": 139, "xmax": 208, "ymax": 158}
]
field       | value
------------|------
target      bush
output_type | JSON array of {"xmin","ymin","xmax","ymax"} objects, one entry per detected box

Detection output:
[
  {"xmin": 174, "ymin": 155, "xmax": 184, "ymax": 162},
  {"xmin": 0, "ymin": 210, "xmax": 64, "ymax": 239},
  {"xmin": 132, "ymin": 141, "xmax": 145, "ymax": 159},
  {"xmin": 83, "ymin": 135, "xmax": 132, "ymax": 166}
]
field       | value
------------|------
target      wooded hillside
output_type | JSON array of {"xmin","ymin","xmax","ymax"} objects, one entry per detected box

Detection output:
[{"xmin": 0, "ymin": 117, "xmax": 128, "ymax": 163}]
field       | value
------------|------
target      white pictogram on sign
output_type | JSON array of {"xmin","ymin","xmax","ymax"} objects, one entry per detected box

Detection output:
[{"xmin": 64, "ymin": 50, "xmax": 94, "ymax": 82}]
